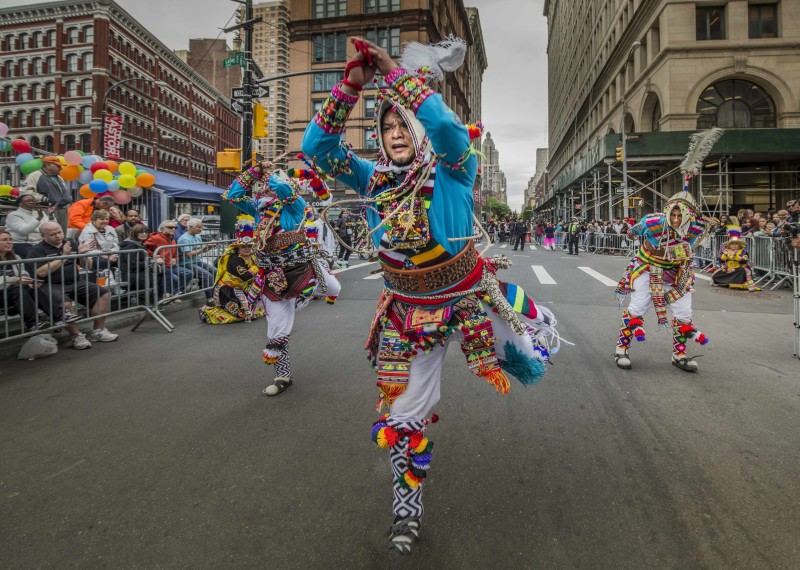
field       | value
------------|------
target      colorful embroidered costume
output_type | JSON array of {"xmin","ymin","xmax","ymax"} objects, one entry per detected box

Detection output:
[
  {"xmin": 302, "ymin": 67, "xmax": 557, "ymax": 526},
  {"xmin": 712, "ymin": 229, "xmax": 759, "ymax": 291},
  {"xmin": 224, "ymin": 168, "xmax": 341, "ymax": 395},
  {"xmin": 614, "ymin": 191, "xmax": 709, "ymax": 371}
]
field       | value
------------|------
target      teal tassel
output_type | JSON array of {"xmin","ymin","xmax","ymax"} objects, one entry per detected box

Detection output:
[{"xmin": 500, "ymin": 341, "xmax": 546, "ymax": 386}]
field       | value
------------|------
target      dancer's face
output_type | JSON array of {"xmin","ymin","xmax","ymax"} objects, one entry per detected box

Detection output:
[
  {"xmin": 669, "ymin": 207, "xmax": 683, "ymax": 229},
  {"xmin": 381, "ymin": 111, "xmax": 414, "ymax": 167}
]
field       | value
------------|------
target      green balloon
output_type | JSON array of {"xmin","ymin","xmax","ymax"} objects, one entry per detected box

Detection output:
[
  {"xmin": 77, "ymin": 150, "xmax": 86, "ymax": 156},
  {"xmin": 20, "ymin": 158, "xmax": 43, "ymax": 176},
  {"xmin": 135, "ymin": 169, "xmax": 147, "ymax": 177}
]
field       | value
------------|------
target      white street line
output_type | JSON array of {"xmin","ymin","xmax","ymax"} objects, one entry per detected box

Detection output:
[
  {"xmin": 695, "ymin": 273, "xmax": 712, "ymax": 282},
  {"xmin": 578, "ymin": 266, "xmax": 617, "ymax": 287},
  {"xmin": 499, "ymin": 244, "xmax": 509, "ymax": 249},
  {"xmin": 531, "ymin": 265, "xmax": 557, "ymax": 285},
  {"xmin": 363, "ymin": 273, "xmax": 384, "ymax": 280},
  {"xmin": 529, "ymin": 244, "xmax": 538, "ymax": 250},
  {"xmin": 331, "ymin": 261, "xmax": 377, "ymax": 274}
]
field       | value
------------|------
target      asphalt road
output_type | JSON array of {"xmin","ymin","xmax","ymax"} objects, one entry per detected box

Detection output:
[{"xmin": 1, "ymin": 242, "xmax": 798, "ymax": 569}]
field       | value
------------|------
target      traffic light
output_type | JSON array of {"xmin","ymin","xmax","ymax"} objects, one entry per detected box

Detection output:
[
  {"xmin": 628, "ymin": 197, "xmax": 643, "ymax": 208},
  {"xmin": 615, "ymin": 145, "xmax": 624, "ymax": 163},
  {"xmin": 216, "ymin": 148, "xmax": 241, "ymax": 172},
  {"xmin": 253, "ymin": 103, "xmax": 269, "ymax": 138}
]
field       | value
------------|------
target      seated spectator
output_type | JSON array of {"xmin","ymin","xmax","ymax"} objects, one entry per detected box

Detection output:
[
  {"xmin": 27, "ymin": 222, "xmax": 119, "ymax": 349},
  {"xmin": 115, "ymin": 209, "xmax": 142, "ymax": 241},
  {"xmin": 0, "ymin": 230, "xmax": 66, "ymax": 332},
  {"xmin": 107, "ymin": 206, "xmax": 125, "ymax": 229},
  {"xmin": 67, "ymin": 195, "xmax": 115, "ymax": 238},
  {"xmin": 79, "ymin": 210, "xmax": 120, "ymax": 271},
  {"xmin": 5, "ymin": 195, "xmax": 56, "ymax": 257},
  {"xmin": 119, "ymin": 223, "xmax": 159, "ymax": 299},
  {"xmin": 200, "ymin": 238, "xmax": 264, "ymax": 324},
  {"xmin": 144, "ymin": 220, "xmax": 192, "ymax": 299},
  {"xmin": 177, "ymin": 218, "xmax": 215, "ymax": 304},
  {"xmin": 173, "ymin": 214, "xmax": 192, "ymax": 241}
]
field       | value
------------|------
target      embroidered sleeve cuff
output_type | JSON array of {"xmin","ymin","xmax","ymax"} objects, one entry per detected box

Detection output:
[
  {"xmin": 223, "ymin": 168, "xmax": 263, "ymax": 202},
  {"xmin": 387, "ymin": 67, "xmax": 434, "ymax": 113},
  {"xmin": 313, "ymin": 85, "xmax": 358, "ymax": 134}
]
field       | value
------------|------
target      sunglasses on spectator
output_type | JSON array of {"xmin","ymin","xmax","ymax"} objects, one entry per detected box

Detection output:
[{"xmin": 165, "ymin": 225, "xmax": 177, "ymax": 229}]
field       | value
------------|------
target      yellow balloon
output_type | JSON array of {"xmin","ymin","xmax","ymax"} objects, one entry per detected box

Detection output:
[
  {"xmin": 118, "ymin": 161, "xmax": 137, "ymax": 176},
  {"xmin": 58, "ymin": 156, "xmax": 68, "ymax": 165},
  {"xmin": 94, "ymin": 169, "xmax": 114, "ymax": 182},
  {"xmin": 118, "ymin": 174, "xmax": 136, "ymax": 189},
  {"xmin": 0, "ymin": 185, "xmax": 13, "ymax": 196}
]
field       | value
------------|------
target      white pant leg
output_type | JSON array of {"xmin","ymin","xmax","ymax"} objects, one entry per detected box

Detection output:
[
  {"xmin": 389, "ymin": 342, "xmax": 448, "ymax": 422},
  {"xmin": 489, "ymin": 306, "xmax": 536, "ymax": 361},
  {"xmin": 627, "ymin": 271, "xmax": 652, "ymax": 317},
  {"xmin": 263, "ymin": 296, "xmax": 296, "ymax": 340},
  {"xmin": 314, "ymin": 263, "xmax": 341, "ymax": 297},
  {"xmin": 670, "ymin": 290, "xmax": 693, "ymax": 321}
]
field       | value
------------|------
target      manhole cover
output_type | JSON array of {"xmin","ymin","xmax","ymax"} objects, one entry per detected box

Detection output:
[{"xmin": 709, "ymin": 287, "xmax": 783, "ymax": 300}]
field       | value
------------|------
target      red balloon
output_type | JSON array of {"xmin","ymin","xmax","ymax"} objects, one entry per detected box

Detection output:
[
  {"xmin": 11, "ymin": 139, "xmax": 31, "ymax": 153},
  {"xmin": 10, "ymin": 187, "xmax": 20, "ymax": 197},
  {"xmin": 90, "ymin": 161, "xmax": 109, "ymax": 173}
]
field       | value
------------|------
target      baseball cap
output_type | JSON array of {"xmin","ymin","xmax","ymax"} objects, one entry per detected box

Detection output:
[{"xmin": 42, "ymin": 156, "xmax": 62, "ymax": 165}]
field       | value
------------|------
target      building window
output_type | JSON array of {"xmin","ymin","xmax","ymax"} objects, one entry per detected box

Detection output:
[
  {"xmin": 44, "ymin": 110, "xmax": 54, "ymax": 126},
  {"xmin": 696, "ymin": 78, "xmax": 776, "ymax": 129},
  {"xmin": 696, "ymin": 6, "xmax": 725, "ymax": 40},
  {"xmin": 82, "ymin": 107, "xmax": 92, "ymax": 124},
  {"xmin": 66, "ymin": 54, "xmax": 78, "ymax": 72},
  {"xmin": 312, "ymin": 100, "xmax": 325, "ymax": 114},
  {"xmin": 651, "ymin": 100, "xmax": 662, "ymax": 132},
  {"xmin": 749, "ymin": 3, "xmax": 778, "ymax": 38},
  {"xmin": 364, "ymin": 127, "xmax": 378, "ymax": 149},
  {"xmin": 365, "ymin": 28, "xmax": 400, "ymax": 57},
  {"xmin": 67, "ymin": 28, "xmax": 79, "ymax": 44},
  {"xmin": 45, "ymin": 82, "xmax": 55, "ymax": 99},
  {"xmin": 83, "ymin": 53, "xmax": 93, "ymax": 70},
  {"xmin": 44, "ymin": 136, "xmax": 54, "ymax": 152},
  {"xmin": 365, "ymin": 0, "xmax": 400, "ymax": 12},
  {"xmin": 364, "ymin": 97, "xmax": 377, "ymax": 118},
  {"xmin": 32, "ymin": 110, "xmax": 41, "ymax": 127},
  {"xmin": 67, "ymin": 81, "xmax": 78, "ymax": 97},
  {"xmin": 313, "ymin": 0, "xmax": 347, "ymax": 18},
  {"xmin": 81, "ymin": 134, "xmax": 91, "ymax": 153},
  {"xmin": 313, "ymin": 32, "xmax": 347, "ymax": 62},
  {"xmin": 313, "ymin": 71, "xmax": 340, "ymax": 92},
  {"xmin": 83, "ymin": 26, "xmax": 94, "ymax": 43},
  {"xmin": 67, "ymin": 108, "xmax": 78, "ymax": 124},
  {"xmin": 82, "ymin": 79, "xmax": 93, "ymax": 96},
  {"xmin": 47, "ymin": 57, "xmax": 56, "ymax": 73}
]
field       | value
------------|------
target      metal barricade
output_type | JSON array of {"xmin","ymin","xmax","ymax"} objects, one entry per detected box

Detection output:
[
  {"xmin": 1, "ymin": 247, "xmax": 170, "ymax": 345},
  {"xmin": 793, "ymin": 247, "xmax": 799, "ymax": 359},
  {"xmin": 769, "ymin": 238, "xmax": 795, "ymax": 290},
  {"xmin": 150, "ymin": 238, "xmax": 235, "ymax": 331}
]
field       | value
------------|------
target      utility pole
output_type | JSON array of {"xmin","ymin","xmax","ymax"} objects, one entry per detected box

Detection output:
[{"xmin": 226, "ymin": 0, "xmax": 261, "ymax": 168}]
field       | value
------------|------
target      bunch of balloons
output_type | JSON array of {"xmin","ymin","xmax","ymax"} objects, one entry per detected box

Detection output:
[{"xmin": 1, "ymin": 121, "xmax": 156, "ymax": 205}]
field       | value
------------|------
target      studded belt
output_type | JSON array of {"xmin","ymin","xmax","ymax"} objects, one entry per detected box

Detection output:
[
  {"xmin": 381, "ymin": 244, "xmax": 479, "ymax": 294},
  {"xmin": 266, "ymin": 229, "xmax": 307, "ymax": 250}
]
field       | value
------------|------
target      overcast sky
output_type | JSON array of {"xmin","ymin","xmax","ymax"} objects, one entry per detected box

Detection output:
[{"xmin": 2, "ymin": 0, "xmax": 549, "ymax": 209}]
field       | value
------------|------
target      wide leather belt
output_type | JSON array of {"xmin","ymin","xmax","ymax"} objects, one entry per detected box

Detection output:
[
  {"xmin": 266, "ymin": 229, "xmax": 307, "ymax": 250},
  {"xmin": 381, "ymin": 244, "xmax": 479, "ymax": 294},
  {"xmin": 643, "ymin": 240, "xmax": 691, "ymax": 261}
]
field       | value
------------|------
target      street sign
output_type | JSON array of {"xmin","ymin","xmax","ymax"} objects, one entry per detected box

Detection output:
[
  {"xmin": 232, "ymin": 85, "xmax": 270, "ymax": 100},
  {"xmin": 230, "ymin": 99, "xmax": 244, "ymax": 115},
  {"xmin": 223, "ymin": 52, "xmax": 245, "ymax": 68},
  {"xmin": 614, "ymin": 186, "xmax": 627, "ymax": 194}
]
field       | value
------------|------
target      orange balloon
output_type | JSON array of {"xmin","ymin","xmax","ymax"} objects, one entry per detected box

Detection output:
[
  {"xmin": 105, "ymin": 160, "xmax": 119, "ymax": 173},
  {"xmin": 61, "ymin": 165, "xmax": 80, "ymax": 181},
  {"xmin": 79, "ymin": 184, "xmax": 94, "ymax": 199},
  {"xmin": 136, "ymin": 172, "xmax": 155, "ymax": 188}
]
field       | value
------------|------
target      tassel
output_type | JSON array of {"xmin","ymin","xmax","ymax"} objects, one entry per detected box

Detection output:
[
  {"xmin": 481, "ymin": 367, "xmax": 510, "ymax": 395},
  {"xmin": 377, "ymin": 382, "xmax": 407, "ymax": 409},
  {"xmin": 500, "ymin": 341, "xmax": 546, "ymax": 387},
  {"xmin": 262, "ymin": 348, "xmax": 281, "ymax": 364}
]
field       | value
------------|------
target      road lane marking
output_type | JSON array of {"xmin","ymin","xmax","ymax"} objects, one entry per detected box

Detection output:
[
  {"xmin": 363, "ymin": 273, "xmax": 384, "ymax": 280},
  {"xmin": 529, "ymin": 244, "xmax": 538, "ymax": 250},
  {"xmin": 331, "ymin": 261, "xmax": 377, "ymax": 274},
  {"xmin": 499, "ymin": 244, "xmax": 508, "ymax": 249},
  {"xmin": 45, "ymin": 458, "xmax": 87, "ymax": 481},
  {"xmin": 695, "ymin": 273, "xmax": 712, "ymax": 282},
  {"xmin": 531, "ymin": 265, "xmax": 557, "ymax": 285},
  {"xmin": 578, "ymin": 266, "xmax": 617, "ymax": 286}
]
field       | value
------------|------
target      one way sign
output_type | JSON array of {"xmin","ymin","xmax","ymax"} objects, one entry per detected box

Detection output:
[
  {"xmin": 231, "ymin": 85, "xmax": 270, "ymax": 100},
  {"xmin": 230, "ymin": 99, "xmax": 244, "ymax": 115}
]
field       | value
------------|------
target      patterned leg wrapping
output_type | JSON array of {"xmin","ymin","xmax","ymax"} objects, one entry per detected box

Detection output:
[
  {"xmin": 671, "ymin": 318, "xmax": 708, "ymax": 356},
  {"xmin": 618, "ymin": 310, "xmax": 646, "ymax": 348},
  {"xmin": 263, "ymin": 335, "xmax": 291, "ymax": 377},
  {"xmin": 372, "ymin": 415, "xmax": 434, "ymax": 519}
]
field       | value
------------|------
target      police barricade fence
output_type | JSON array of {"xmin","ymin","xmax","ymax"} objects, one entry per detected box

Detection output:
[
  {"xmin": 150, "ymin": 238, "xmax": 235, "ymax": 331},
  {"xmin": 1, "ymin": 247, "xmax": 169, "ymax": 345}
]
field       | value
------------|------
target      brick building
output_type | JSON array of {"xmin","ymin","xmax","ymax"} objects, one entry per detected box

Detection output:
[{"xmin": 0, "ymin": 0, "xmax": 240, "ymax": 189}]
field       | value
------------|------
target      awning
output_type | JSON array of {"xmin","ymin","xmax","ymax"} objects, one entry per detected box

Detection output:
[{"xmin": 141, "ymin": 167, "xmax": 225, "ymax": 201}]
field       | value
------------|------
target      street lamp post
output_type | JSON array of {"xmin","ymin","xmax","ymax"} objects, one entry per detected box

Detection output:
[
  {"xmin": 100, "ymin": 78, "xmax": 167, "ymax": 159},
  {"xmin": 620, "ymin": 41, "xmax": 641, "ymax": 220}
]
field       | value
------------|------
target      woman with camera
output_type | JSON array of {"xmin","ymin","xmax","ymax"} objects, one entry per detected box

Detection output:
[{"xmin": 5, "ymin": 195, "xmax": 56, "ymax": 257}]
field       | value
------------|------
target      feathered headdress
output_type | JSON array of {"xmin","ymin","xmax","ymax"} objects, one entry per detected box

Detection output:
[
  {"xmin": 680, "ymin": 127, "xmax": 724, "ymax": 190},
  {"xmin": 398, "ymin": 35, "xmax": 467, "ymax": 82}
]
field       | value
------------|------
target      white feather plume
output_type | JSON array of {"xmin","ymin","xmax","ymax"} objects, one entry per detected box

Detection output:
[
  {"xmin": 398, "ymin": 35, "xmax": 467, "ymax": 82},
  {"xmin": 680, "ymin": 127, "xmax": 724, "ymax": 177}
]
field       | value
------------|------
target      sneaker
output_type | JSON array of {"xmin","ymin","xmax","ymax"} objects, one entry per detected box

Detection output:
[
  {"xmin": 53, "ymin": 319, "xmax": 67, "ymax": 327},
  {"xmin": 388, "ymin": 516, "xmax": 421, "ymax": 555},
  {"xmin": 88, "ymin": 328, "xmax": 119, "ymax": 343},
  {"xmin": 671, "ymin": 354, "xmax": 698, "ymax": 372},
  {"xmin": 64, "ymin": 312, "xmax": 81, "ymax": 324},
  {"xmin": 614, "ymin": 346, "xmax": 631, "ymax": 370},
  {"xmin": 263, "ymin": 377, "xmax": 292, "ymax": 396},
  {"xmin": 72, "ymin": 333, "xmax": 92, "ymax": 350},
  {"xmin": 26, "ymin": 322, "xmax": 50, "ymax": 333}
]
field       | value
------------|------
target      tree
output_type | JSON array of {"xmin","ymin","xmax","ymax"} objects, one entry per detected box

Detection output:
[
  {"xmin": 486, "ymin": 197, "xmax": 512, "ymax": 219},
  {"xmin": 521, "ymin": 207, "xmax": 534, "ymax": 222}
]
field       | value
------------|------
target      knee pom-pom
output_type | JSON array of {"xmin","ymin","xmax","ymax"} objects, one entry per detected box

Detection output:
[
  {"xmin": 695, "ymin": 333, "xmax": 708, "ymax": 345},
  {"xmin": 633, "ymin": 327, "xmax": 646, "ymax": 342}
]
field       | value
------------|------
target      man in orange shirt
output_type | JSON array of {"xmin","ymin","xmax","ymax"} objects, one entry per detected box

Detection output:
[{"xmin": 67, "ymin": 195, "xmax": 114, "ymax": 238}]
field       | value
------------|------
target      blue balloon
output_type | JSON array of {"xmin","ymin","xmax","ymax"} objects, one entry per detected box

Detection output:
[
  {"xmin": 107, "ymin": 180, "xmax": 120, "ymax": 191},
  {"xmin": 78, "ymin": 170, "xmax": 93, "ymax": 184},
  {"xmin": 89, "ymin": 179, "xmax": 108, "ymax": 193},
  {"xmin": 81, "ymin": 155, "xmax": 98, "ymax": 168},
  {"xmin": 15, "ymin": 152, "xmax": 34, "ymax": 165}
]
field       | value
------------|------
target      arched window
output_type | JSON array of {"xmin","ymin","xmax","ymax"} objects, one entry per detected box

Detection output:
[
  {"xmin": 16, "ymin": 110, "xmax": 27, "ymax": 128},
  {"xmin": 18, "ymin": 33, "xmax": 28, "ymax": 49},
  {"xmin": 67, "ymin": 107, "xmax": 78, "ymax": 124},
  {"xmin": 696, "ymin": 78, "xmax": 776, "ymax": 129},
  {"xmin": 45, "ymin": 82, "xmax": 55, "ymax": 99},
  {"xmin": 16, "ymin": 84, "xmax": 26, "ymax": 101},
  {"xmin": 44, "ymin": 110, "xmax": 54, "ymax": 126},
  {"xmin": 32, "ymin": 57, "xmax": 42, "ymax": 74},
  {"xmin": 66, "ymin": 54, "xmax": 78, "ymax": 72},
  {"xmin": 64, "ymin": 134, "xmax": 76, "ymax": 149},
  {"xmin": 81, "ymin": 106, "xmax": 92, "ymax": 124},
  {"xmin": 4, "ymin": 60, "xmax": 12, "ymax": 76},
  {"xmin": 651, "ymin": 100, "xmax": 662, "ymax": 132},
  {"xmin": 47, "ymin": 56, "xmax": 56, "ymax": 73},
  {"xmin": 30, "ymin": 135, "xmax": 40, "ymax": 148},
  {"xmin": 3, "ymin": 85, "xmax": 12, "ymax": 102},
  {"xmin": 18, "ymin": 58, "xmax": 28, "ymax": 74},
  {"xmin": 80, "ymin": 134, "xmax": 91, "ymax": 153},
  {"xmin": 82, "ymin": 52, "xmax": 93, "ymax": 70},
  {"xmin": 47, "ymin": 30, "xmax": 56, "ymax": 47},
  {"xmin": 32, "ymin": 110, "xmax": 41, "ymax": 127},
  {"xmin": 83, "ymin": 26, "xmax": 94, "ymax": 43},
  {"xmin": 623, "ymin": 113, "xmax": 635, "ymax": 133},
  {"xmin": 66, "ymin": 80, "xmax": 78, "ymax": 97},
  {"xmin": 32, "ymin": 31, "xmax": 42, "ymax": 48},
  {"xmin": 82, "ymin": 79, "xmax": 93, "ymax": 96},
  {"xmin": 67, "ymin": 28, "xmax": 79, "ymax": 44},
  {"xmin": 44, "ymin": 136, "xmax": 54, "ymax": 152}
]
